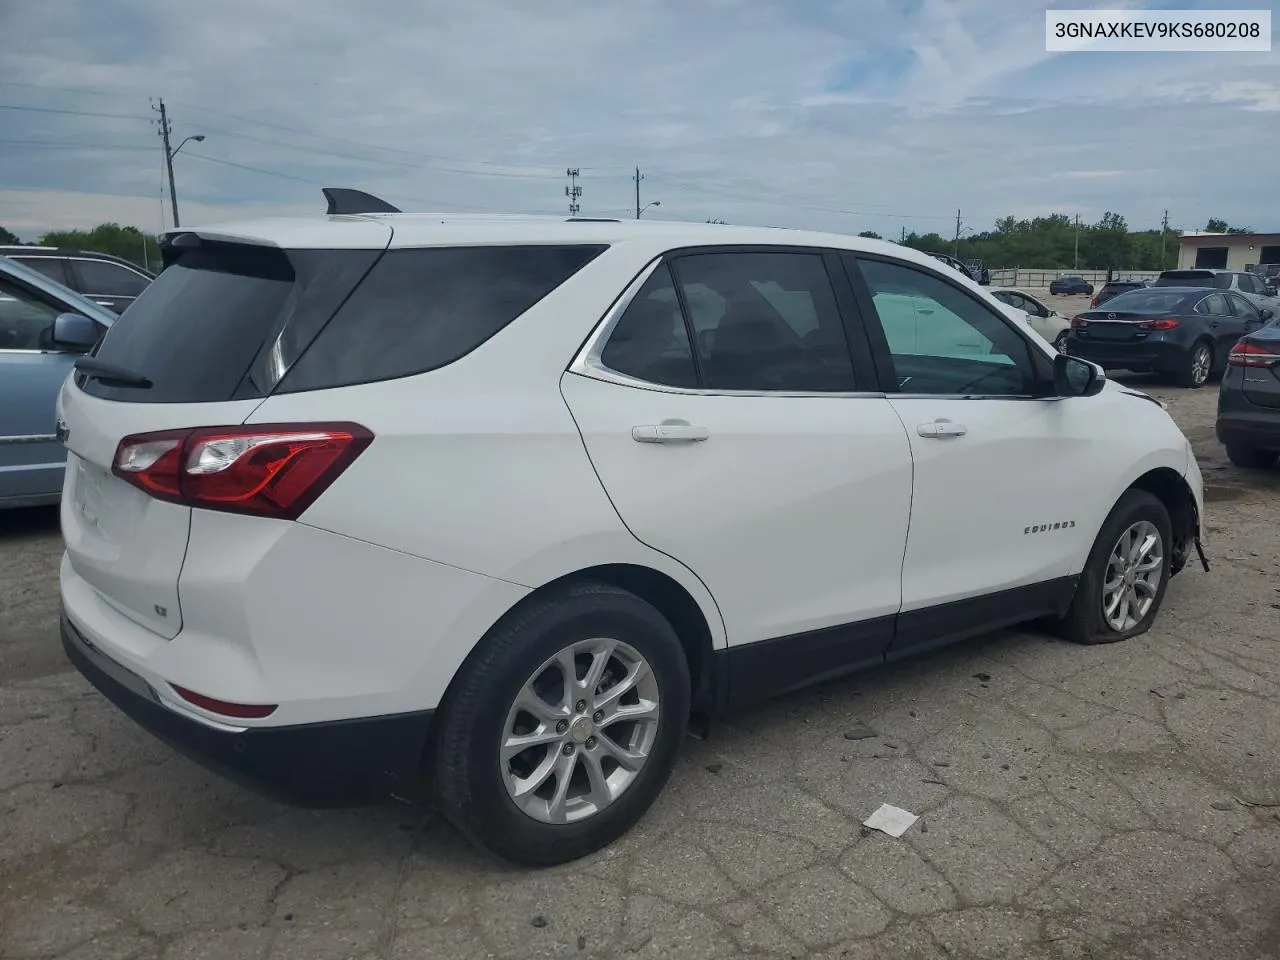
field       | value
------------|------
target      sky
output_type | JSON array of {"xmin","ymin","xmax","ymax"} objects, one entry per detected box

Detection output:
[{"xmin": 1, "ymin": 0, "xmax": 1277, "ymax": 241}]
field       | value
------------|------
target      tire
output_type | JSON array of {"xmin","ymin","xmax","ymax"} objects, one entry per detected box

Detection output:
[
  {"xmin": 433, "ymin": 581, "xmax": 691, "ymax": 866},
  {"xmin": 1226, "ymin": 444, "xmax": 1280, "ymax": 469},
  {"xmin": 1053, "ymin": 331, "xmax": 1069, "ymax": 353},
  {"xmin": 1056, "ymin": 489, "xmax": 1173, "ymax": 645},
  {"xmin": 1177, "ymin": 340, "xmax": 1212, "ymax": 388}
]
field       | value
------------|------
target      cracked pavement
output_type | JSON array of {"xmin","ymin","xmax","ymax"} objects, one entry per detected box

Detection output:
[{"xmin": 3, "ymin": 374, "xmax": 1280, "ymax": 960}]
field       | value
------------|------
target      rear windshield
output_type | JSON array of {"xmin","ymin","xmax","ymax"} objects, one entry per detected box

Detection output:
[
  {"xmin": 79, "ymin": 241, "xmax": 605, "ymax": 403},
  {"xmin": 1097, "ymin": 290, "xmax": 1190, "ymax": 313},
  {"xmin": 1154, "ymin": 271, "xmax": 1223, "ymax": 288}
]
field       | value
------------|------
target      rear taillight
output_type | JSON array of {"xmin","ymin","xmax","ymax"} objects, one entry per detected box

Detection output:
[
  {"xmin": 112, "ymin": 422, "xmax": 372, "ymax": 519},
  {"xmin": 1143, "ymin": 319, "xmax": 1179, "ymax": 331},
  {"xmin": 1089, "ymin": 296, "xmax": 1098, "ymax": 308},
  {"xmin": 1228, "ymin": 341, "xmax": 1280, "ymax": 368},
  {"xmin": 1070, "ymin": 316, "xmax": 1087, "ymax": 327}
]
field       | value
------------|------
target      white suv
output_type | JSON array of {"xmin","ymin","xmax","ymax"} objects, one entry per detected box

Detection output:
[{"xmin": 57, "ymin": 193, "xmax": 1206, "ymax": 866}]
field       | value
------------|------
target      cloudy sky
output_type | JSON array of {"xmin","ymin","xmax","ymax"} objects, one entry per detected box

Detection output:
[{"xmin": 1, "ymin": 0, "xmax": 1276, "ymax": 241}]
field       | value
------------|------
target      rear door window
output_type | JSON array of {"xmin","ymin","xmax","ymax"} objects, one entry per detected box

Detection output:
[
  {"xmin": 74, "ymin": 259, "xmax": 151, "ymax": 297},
  {"xmin": 277, "ymin": 245, "xmax": 606, "ymax": 393}
]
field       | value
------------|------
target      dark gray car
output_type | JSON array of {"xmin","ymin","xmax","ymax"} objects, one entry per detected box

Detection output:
[{"xmin": 1216, "ymin": 317, "xmax": 1280, "ymax": 468}]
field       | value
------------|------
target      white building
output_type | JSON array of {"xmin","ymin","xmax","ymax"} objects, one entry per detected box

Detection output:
[{"xmin": 1177, "ymin": 231, "xmax": 1280, "ymax": 271}]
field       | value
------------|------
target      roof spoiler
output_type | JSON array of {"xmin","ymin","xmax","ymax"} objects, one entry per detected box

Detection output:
[
  {"xmin": 566, "ymin": 217, "xmax": 619, "ymax": 223},
  {"xmin": 322, "ymin": 187, "xmax": 402, "ymax": 216}
]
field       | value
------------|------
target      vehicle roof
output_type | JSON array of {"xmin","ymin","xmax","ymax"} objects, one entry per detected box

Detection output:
[
  {"xmin": 165, "ymin": 213, "xmax": 969, "ymax": 273},
  {"xmin": 0, "ymin": 255, "xmax": 118, "ymax": 326},
  {"xmin": 0, "ymin": 245, "xmax": 156, "ymax": 274},
  {"xmin": 1092, "ymin": 286, "xmax": 1209, "ymax": 301},
  {"xmin": 1159, "ymin": 267, "xmax": 1231, "ymax": 274}
]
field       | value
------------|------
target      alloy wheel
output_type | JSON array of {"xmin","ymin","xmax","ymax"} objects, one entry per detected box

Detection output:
[
  {"xmin": 1101, "ymin": 520, "xmax": 1164, "ymax": 632},
  {"xmin": 500, "ymin": 637, "xmax": 660, "ymax": 824},
  {"xmin": 1191, "ymin": 345, "xmax": 1211, "ymax": 385}
]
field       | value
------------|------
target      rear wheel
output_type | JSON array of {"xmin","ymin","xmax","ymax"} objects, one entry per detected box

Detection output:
[
  {"xmin": 1226, "ymin": 444, "xmax": 1280, "ymax": 469},
  {"xmin": 1177, "ymin": 341, "xmax": 1212, "ymax": 388},
  {"xmin": 1053, "ymin": 331, "xmax": 1069, "ymax": 353},
  {"xmin": 1057, "ymin": 490, "xmax": 1172, "ymax": 645},
  {"xmin": 434, "ymin": 581, "xmax": 691, "ymax": 866}
]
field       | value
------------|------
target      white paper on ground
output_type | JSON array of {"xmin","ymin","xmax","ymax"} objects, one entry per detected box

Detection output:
[{"xmin": 863, "ymin": 803, "xmax": 919, "ymax": 838}]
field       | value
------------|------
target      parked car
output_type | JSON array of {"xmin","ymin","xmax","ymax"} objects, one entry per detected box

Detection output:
[
  {"xmin": 989, "ymin": 287, "xmax": 1072, "ymax": 351},
  {"xmin": 0, "ymin": 246, "xmax": 155, "ymax": 313},
  {"xmin": 1065, "ymin": 286, "xmax": 1272, "ymax": 388},
  {"xmin": 1049, "ymin": 275, "xmax": 1094, "ymax": 296},
  {"xmin": 57, "ymin": 193, "xmax": 1206, "ymax": 867},
  {"xmin": 1090, "ymin": 279, "xmax": 1150, "ymax": 309},
  {"xmin": 0, "ymin": 256, "xmax": 115, "ymax": 508},
  {"xmin": 1154, "ymin": 269, "xmax": 1280, "ymax": 315},
  {"xmin": 1216, "ymin": 318, "xmax": 1280, "ymax": 468},
  {"xmin": 927, "ymin": 252, "xmax": 981, "ymax": 283}
]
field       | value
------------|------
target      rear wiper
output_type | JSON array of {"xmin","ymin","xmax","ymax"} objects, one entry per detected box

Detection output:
[{"xmin": 74, "ymin": 357, "xmax": 153, "ymax": 389}]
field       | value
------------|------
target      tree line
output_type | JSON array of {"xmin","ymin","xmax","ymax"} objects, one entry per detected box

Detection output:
[{"xmin": 2, "ymin": 215, "xmax": 1256, "ymax": 274}]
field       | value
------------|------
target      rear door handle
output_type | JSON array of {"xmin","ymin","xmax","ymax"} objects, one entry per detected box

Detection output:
[
  {"xmin": 632, "ymin": 423, "xmax": 710, "ymax": 443},
  {"xmin": 917, "ymin": 419, "xmax": 967, "ymax": 439}
]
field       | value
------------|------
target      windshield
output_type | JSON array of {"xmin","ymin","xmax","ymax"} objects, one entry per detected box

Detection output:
[{"xmin": 1097, "ymin": 290, "xmax": 1190, "ymax": 313}]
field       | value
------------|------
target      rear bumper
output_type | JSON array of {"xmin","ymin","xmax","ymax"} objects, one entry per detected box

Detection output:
[
  {"xmin": 1066, "ymin": 338, "xmax": 1182, "ymax": 372},
  {"xmin": 62, "ymin": 612, "xmax": 433, "ymax": 807},
  {"xmin": 1217, "ymin": 413, "xmax": 1280, "ymax": 450}
]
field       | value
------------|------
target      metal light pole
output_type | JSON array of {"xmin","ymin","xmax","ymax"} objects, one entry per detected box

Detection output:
[
  {"xmin": 638, "ymin": 201, "xmax": 661, "ymax": 219},
  {"xmin": 164, "ymin": 134, "xmax": 205, "ymax": 229}
]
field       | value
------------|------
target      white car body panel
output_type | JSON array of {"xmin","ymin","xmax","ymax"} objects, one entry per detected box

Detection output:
[{"xmin": 56, "ymin": 215, "xmax": 1202, "ymax": 743}]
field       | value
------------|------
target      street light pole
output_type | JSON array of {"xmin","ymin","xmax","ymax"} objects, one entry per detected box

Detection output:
[
  {"xmin": 155, "ymin": 98, "xmax": 204, "ymax": 229},
  {"xmin": 638, "ymin": 201, "xmax": 660, "ymax": 218}
]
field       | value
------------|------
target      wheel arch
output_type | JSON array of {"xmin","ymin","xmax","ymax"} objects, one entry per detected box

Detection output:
[{"xmin": 1126, "ymin": 466, "xmax": 1199, "ymax": 576}]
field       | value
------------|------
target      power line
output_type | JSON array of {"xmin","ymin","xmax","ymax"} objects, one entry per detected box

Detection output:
[
  {"xmin": 0, "ymin": 102, "xmax": 151, "ymax": 121},
  {"xmin": 0, "ymin": 138, "xmax": 152, "ymax": 151}
]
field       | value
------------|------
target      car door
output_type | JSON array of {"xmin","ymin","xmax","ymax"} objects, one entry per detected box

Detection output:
[
  {"xmin": 67, "ymin": 258, "xmax": 151, "ymax": 313},
  {"xmin": 842, "ymin": 253, "xmax": 1093, "ymax": 659},
  {"xmin": 0, "ymin": 272, "xmax": 90, "ymax": 503},
  {"xmin": 1197, "ymin": 292, "xmax": 1243, "ymax": 360},
  {"xmin": 562, "ymin": 248, "xmax": 914, "ymax": 705},
  {"xmin": 1227, "ymin": 292, "xmax": 1265, "ymax": 340}
]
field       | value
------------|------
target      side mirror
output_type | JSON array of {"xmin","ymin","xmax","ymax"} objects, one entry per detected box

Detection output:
[
  {"xmin": 52, "ymin": 312, "xmax": 100, "ymax": 351},
  {"xmin": 1054, "ymin": 353, "xmax": 1105, "ymax": 397},
  {"xmin": 1260, "ymin": 308, "xmax": 1275, "ymax": 321}
]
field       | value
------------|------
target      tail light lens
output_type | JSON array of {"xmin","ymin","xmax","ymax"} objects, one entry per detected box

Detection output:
[
  {"xmin": 1070, "ymin": 316, "xmax": 1087, "ymax": 327},
  {"xmin": 1089, "ymin": 296, "xmax": 1098, "ymax": 308},
  {"xmin": 1228, "ymin": 341, "xmax": 1280, "ymax": 367},
  {"xmin": 171, "ymin": 684, "xmax": 278, "ymax": 719},
  {"xmin": 1138, "ymin": 318, "xmax": 1179, "ymax": 331},
  {"xmin": 112, "ymin": 422, "xmax": 373, "ymax": 520}
]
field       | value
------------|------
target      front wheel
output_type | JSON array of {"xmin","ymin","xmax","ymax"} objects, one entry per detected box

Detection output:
[
  {"xmin": 433, "ymin": 581, "xmax": 691, "ymax": 866},
  {"xmin": 1177, "ymin": 341, "xmax": 1212, "ymax": 388},
  {"xmin": 1056, "ymin": 489, "xmax": 1172, "ymax": 645},
  {"xmin": 1226, "ymin": 444, "xmax": 1280, "ymax": 469},
  {"xmin": 1053, "ymin": 331, "xmax": 1070, "ymax": 353}
]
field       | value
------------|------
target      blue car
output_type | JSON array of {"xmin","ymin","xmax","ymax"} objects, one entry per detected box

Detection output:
[{"xmin": 1, "ymin": 255, "xmax": 117, "ymax": 509}]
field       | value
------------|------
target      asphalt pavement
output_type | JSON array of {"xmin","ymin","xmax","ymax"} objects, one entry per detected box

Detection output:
[{"xmin": 3, "ymin": 374, "xmax": 1280, "ymax": 960}]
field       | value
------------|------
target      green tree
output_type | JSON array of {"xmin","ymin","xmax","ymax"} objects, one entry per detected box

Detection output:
[
  {"xmin": 857, "ymin": 230, "xmax": 882, "ymax": 239},
  {"xmin": 0, "ymin": 225, "xmax": 21, "ymax": 245},
  {"xmin": 1204, "ymin": 217, "xmax": 1253, "ymax": 234},
  {"xmin": 39, "ymin": 223, "xmax": 158, "ymax": 269}
]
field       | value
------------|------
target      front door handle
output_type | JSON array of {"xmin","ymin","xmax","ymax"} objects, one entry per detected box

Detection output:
[
  {"xmin": 632, "ymin": 423, "xmax": 710, "ymax": 443},
  {"xmin": 917, "ymin": 419, "xmax": 967, "ymax": 439}
]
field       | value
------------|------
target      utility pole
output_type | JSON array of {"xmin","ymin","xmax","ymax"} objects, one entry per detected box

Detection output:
[
  {"xmin": 901, "ymin": 225, "xmax": 907, "ymax": 243},
  {"xmin": 953, "ymin": 209, "xmax": 962, "ymax": 257},
  {"xmin": 1074, "ymin": 214, "xmax": 1080, "ymax": 270},
  {"xmin": 1160, "ymin": 209, "xmax": 1170, "ymax": 269},
  {"xmin": 154, "ymin": 99, "xmax": 180, "ymax": 228},
  {"xmin": 634, "ymin": 167, "xmax": 643, "ymax": 219},
  {"xmin": 152, "ymin": 98, "xmax": 205, "ymax": 229},
  {"xmin": 565, "ymin": 168, "xmax": 581, "ymax": 217}
]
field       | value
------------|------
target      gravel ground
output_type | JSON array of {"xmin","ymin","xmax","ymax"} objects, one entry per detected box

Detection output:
[{"xmin": 2, "ymin": 371, "xmax": 1279, "ymax": 960}]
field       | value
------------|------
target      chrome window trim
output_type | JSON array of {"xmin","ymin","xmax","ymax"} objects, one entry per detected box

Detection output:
[
  {"xmin": 0, "ymin": 347, "xmax": 74, "ymax": 356},
  {"xmin": 567, "ymin": 254, "xmax": 887, "ymax": 400}
]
